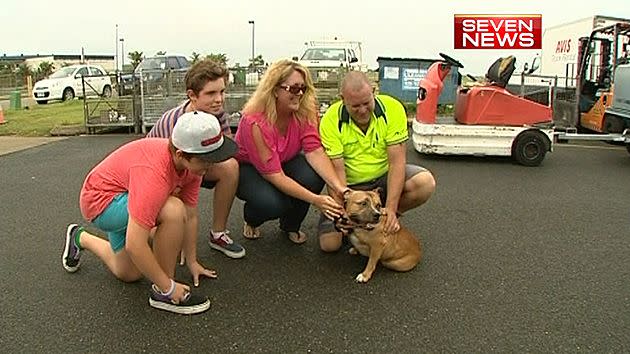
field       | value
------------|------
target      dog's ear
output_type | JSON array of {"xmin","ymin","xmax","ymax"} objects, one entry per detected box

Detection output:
[{"xmin": 372, "ymin": 187, "xmax": 382, "ymax": 195}]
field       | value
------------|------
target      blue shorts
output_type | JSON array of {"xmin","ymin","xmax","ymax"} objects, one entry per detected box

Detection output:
[{"xmin": 92, "ymin": 192, "xmax": 129, "ymax": 253}]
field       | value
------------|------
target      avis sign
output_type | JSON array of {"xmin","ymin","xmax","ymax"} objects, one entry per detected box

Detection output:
[{"xmin": 454, "ymin": 14, "xmax": 542, "ymax": 49}]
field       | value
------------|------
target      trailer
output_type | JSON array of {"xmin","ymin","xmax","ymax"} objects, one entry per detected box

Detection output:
[{"xmin": 537, "ymin": 15, "xmax": 630, "ymax": 83}]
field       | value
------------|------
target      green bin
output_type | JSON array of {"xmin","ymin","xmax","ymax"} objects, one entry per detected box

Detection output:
[{"xmin": 9, "ymin": 90, "xmax": 21, "ymax": 110}]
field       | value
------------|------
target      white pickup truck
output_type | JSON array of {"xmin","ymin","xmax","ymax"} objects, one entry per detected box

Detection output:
[
  {"xmin": 294, "ymin": 39, "xmax": 368, "ymax": 108},
  {"xmin": 296, "ymin": 39, "xmax": 365, "ymax": 70}
]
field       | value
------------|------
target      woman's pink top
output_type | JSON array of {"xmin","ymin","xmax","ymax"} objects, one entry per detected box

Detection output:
[{"xmin": 235, "ymin": 112, "xmax": 321, "ymax": 174}]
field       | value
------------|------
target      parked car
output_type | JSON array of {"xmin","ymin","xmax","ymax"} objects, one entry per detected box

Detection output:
[
  {"xmin": 119, "ymin": 55, "xmax": 190, "ymax": 96},
  {"xmin": 32, "ymin": 64, "xmax": 112, "ymax": 104}
]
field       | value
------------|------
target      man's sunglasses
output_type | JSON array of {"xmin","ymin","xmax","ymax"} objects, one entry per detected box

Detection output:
[{"xmin": 278, "ymin": 84, "xmax": 308, "ymax": 95}]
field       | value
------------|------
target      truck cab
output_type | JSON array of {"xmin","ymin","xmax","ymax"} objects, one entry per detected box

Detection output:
[
  {"xmin": 606, "ymin": 64, "xmax": 630, "ymax": 122},
  {"xmin": 294, "ymin": 39, "xmax": 366, "ymax": 109},
  {"xmin": 298, "ymin": 45, "xmax": 361, "ymax": 70},
  {"xmin": 295, "ymin": 39, "xmax": 366, "ymax": 74}
]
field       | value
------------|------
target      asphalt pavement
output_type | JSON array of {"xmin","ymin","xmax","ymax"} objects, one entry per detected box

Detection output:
[{"xmin": 1, "ymin": 136, "xmax": 629, "ymax": 353}]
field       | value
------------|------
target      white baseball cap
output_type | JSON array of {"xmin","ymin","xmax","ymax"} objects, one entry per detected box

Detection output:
[{"xmin": 171, "ymin": 111, "xmax": 237, "ymax": 162}]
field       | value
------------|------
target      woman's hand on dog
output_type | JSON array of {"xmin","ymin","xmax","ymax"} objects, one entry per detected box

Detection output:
[
  {"xmin": 314, "ymin": 195, "xmax": 344, "ymax": 220},
  {"xmin": 329, "ymin": 186, "xmax": 351, "ymax": 205}
]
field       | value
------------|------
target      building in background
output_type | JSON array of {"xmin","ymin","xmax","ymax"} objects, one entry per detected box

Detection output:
[{"xmin": 0, "ymin": 54, "xmax": 115, "ymax": 72}]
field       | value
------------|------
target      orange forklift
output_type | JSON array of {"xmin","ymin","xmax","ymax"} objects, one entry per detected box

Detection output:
[{"xmin": 575, "ymin": 22, "xmax": 630, "ymax": 133}]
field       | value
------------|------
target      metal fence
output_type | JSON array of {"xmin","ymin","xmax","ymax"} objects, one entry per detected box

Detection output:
[
  {"xmin": 83, "ymin": 73, "xmax": 139, "ymax": 133},
  {"xmin": 0, "ymin": 73, "xmax": 27, "ymax": 98},
  {"xmin": 82, "ymin": 67, "xmax": 376, "ymax": 134},
  {"xmin": 508, "ymin": 73, "xmax": 578, "ymax": 129},
  {"xmin": 135, "ymin": 68, "xmax": 188, "ymax": 133},
  {"xmin": 135, "ymin": 68, "xmax": 259, "ymax": 133}
]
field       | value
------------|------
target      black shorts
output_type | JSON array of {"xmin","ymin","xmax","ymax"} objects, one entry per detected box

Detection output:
[{"xmin": 201, "ymin": 179, "xmax": 217, "ymax": 189}]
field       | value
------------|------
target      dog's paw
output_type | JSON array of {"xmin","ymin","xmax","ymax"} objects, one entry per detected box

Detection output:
[
  {"xmin": 355, "ymin": 273, "xmax": 370, "ymax": 283},
  {"xmin": 348, "ymin": 247, "xmax": 358, "ymax": 255}
]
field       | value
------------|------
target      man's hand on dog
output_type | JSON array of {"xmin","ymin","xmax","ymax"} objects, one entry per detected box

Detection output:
[
  {"xmin": 315, "ymin": 195, "xmax": 344, "ymax": 220},
  {"xmin": 382, "ymin": 207, "xmax": 401, "ymax": 234}
]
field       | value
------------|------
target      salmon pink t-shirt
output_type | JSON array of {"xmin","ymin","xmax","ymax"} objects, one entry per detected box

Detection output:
[
  {"xmin": 79, "ymin": 138, "xmax": 202, "ymax": 229},
  {"xmin": 234, "ymin": 112, "xmax": 321, "ymax": 174}
]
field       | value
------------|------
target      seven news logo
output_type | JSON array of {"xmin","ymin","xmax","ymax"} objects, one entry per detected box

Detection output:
[{"xmin": 454, "ymin": 15, "xmax": 542, "ymax": 49}]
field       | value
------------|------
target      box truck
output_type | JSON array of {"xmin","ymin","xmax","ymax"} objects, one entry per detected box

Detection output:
[{"xmin": 536, "ymin": 15, "xmax": 630, "ymax": 84}]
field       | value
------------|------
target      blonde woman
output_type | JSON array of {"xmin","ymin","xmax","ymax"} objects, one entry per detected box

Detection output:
[{"xmin": 234, "ymin": 60, "xmax": 346, "ymax": 244}]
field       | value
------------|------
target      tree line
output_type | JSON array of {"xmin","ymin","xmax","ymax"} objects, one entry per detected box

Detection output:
[
  {"xmin": 0, "ymin": 51, "xmax": 267, "ymax": 87},
  {"xmin": 125, "ymin": 51, "xmax": 266, "ymax": 71}
]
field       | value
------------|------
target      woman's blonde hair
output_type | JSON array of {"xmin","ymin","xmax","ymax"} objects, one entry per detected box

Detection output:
[{"xmin": 242, "ymin": 59, "xmax": 317, "ymax": 125}]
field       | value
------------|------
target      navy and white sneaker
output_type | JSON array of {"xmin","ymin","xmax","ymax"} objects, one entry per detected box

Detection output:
[
  {"xmin": 148, "ymin": 285, "xmax": 211, "ymax": 315},
  {"xmin": 208, "ymin": 230, "xmax": 246, "ymax": 259},
  {"xmin": 62, "ymin": 224, "xmax": 82, "ymax": 273}
]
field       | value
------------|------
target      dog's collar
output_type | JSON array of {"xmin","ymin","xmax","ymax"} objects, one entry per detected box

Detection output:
[
  {"xmin": 334, "ymin": 215, "xmax": 377, "ymax": 232},
  {"xmin": 354, "ymin": 221, "xmax": 377, "ymax": 231}
]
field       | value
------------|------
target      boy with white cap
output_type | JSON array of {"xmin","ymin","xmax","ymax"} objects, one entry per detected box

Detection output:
[
  {"xmin": 61, "ymin": 111, "xmax": 237, "ymax": 315},
  {"xmin": 148, "ymin": 59, "xmax": 245, "ymax": 259}
]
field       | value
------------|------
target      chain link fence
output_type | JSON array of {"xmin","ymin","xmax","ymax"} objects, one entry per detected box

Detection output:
[
  {"xmin": 83, "ymin": 73, "xmax": 138, "ymax": 133},
  {"xmin": 0, "ymin": 73, "xmax": 28, "ymax": 100},
  {"xmin": 135, "ymin": 68, "xmax": 188, "ymax": 133},
  {"xmin": 82, "ymin": 66, "xmax": 377, "ymax": 134}
]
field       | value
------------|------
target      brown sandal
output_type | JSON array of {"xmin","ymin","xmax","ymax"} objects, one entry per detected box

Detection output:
[
  {"xmin": 243, "ymin": 222, "xmax": 261, "ymax": 239},
  {"xmin": 283, "ymin": 230, "xmax": 307, "ymax": 244}
]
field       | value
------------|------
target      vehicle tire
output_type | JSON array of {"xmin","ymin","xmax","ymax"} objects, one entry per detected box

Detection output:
[
  {"xmin": 603, "ymin": 114, "xmax": 624, "ymax": 133},
  {"xmin": 36, "ymin": 100, "xmax": 48, "ymax": 105},
  {"xmin": 102, "ymin": 85, "xmax": 112, "ymax": 98},
  {"xmin": 62, "ymin": 88, "xmax": 75, "ymax": 102},
  {"xmin": 512, "ymin": 130, "xmax": 548, "ymax": 167}
]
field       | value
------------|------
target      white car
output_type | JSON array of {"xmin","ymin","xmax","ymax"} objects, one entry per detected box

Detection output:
[{"xmin": 33, "ymin": 64, "xmax": 112, "ymax": 104}]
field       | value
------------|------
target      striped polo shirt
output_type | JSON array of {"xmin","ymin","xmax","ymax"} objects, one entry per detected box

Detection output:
[{"xmin": 146, "ymin": 100, "xmax": 231, "ymax": 138}]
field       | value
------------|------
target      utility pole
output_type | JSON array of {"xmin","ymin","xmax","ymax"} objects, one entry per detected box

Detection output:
[
  {"xmin": 120, "ymin": 38, "xmax": 125, "ymax": 72},
  {"xmin": 248, "ymin": 20, "xmax": 255, "ymax": 70},
  {"xmin": 115, "ymin": 24, "xmax": 119, "ymax": 73}
]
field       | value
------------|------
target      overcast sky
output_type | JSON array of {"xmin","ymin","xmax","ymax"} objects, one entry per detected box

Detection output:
[{"xmin": 2, "ymin": 0, "xmax": 629, "ymax": 75}]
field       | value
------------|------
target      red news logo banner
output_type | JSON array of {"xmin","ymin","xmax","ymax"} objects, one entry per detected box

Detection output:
[{"xmin": 454, "ymin": 14, "xmax": 542, "ymax": 49}]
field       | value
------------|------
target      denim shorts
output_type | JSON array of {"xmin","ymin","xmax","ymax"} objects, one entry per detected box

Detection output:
[{"xmin": 92, "ymin": 192, "xmax": 129, "ymax": 253}]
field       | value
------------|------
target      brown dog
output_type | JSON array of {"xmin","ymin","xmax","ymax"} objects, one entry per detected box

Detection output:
[{"xmin": 341, "ymin": 189, "xmax": 422, "ymax": 283}]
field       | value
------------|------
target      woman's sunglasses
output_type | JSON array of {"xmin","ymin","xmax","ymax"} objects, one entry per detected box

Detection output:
[{"xmin": 278, "ymin": 84, "xmax": 308, "ymax": 95}]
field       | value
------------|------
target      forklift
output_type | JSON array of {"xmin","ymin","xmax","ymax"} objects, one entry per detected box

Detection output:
[{"xmin": 574, "ymin": 22, "xmax": 630, "ymax": 133}]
